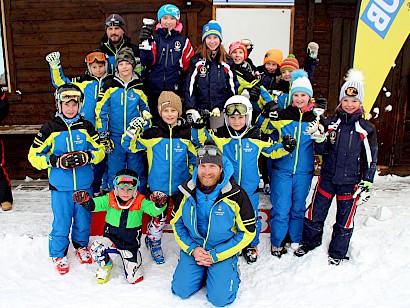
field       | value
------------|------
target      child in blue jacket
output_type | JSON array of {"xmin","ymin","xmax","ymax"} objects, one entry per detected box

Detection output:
[
  {"xmin": 96, "ymin": 47, "xmax": 152, "ymax": 194},
  {"xmin": 294, "ymin": 69, "xmax": 378, "ymax": 265},
  {"xmin": 28, "ymin": 84, "xmax": 105, "ymax": 275},
  {"xmin": 139, "ymin": 4, "xmax": 194, "ymax": 121},
  {"xmin": 122, "ymin": 91, "xmax": 196, "ymax": 264}
]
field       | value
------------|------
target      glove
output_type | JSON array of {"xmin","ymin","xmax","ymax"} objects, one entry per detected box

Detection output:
[
  {"xmin": 149, "ymin": 191, "xmax": 168, "ymax": 207},
  {"xmin": 139, "ymin": 26, "xmax": 154, "ymax": 43},
  {"xmin": 282, "ymin": 134, "xmax": 296, "ymax": 153},
  {"xmin": 186, "ymin": 109, "xmax": 201, "ymax": 124},
  {"xmin": 210, "ymin": 108, "xmax": 220, "ymax": 118},
  {"xmin": 73, "ymin": 190, "xmax": 90, "ymax": 206},
  {"xmin": 354, "ymin": 181, "xmax": 372, "ymax": 205},
  {"xmin": 129, "ymin": 117, "xmax": 146, "ymax": 131},
  {"xmin": 99, "ymin": 132, "xmax": 114, "ymax": 154},
  {"xmin": 315, "ymin": 97, "xmax": 328, "ymax": 110},
  {"xmin": 45, "ymin": 51, "xmax": 61, "ymax": 69},
  {"xmin": 261, "ymin": 100, "xmax": 279, "ymax": 119},
  {"xmin": 142, "ymin": 110, "xmax": 152, "ymax": 120},
  {"xmin": 50, "ymin": 151, "xmax": 90, "ymax": 169},
  {"xmin": 307, "ymin": 42, "xmax": 319, "ymax": 59},
  {"xmin": 249, "ymin": 84, "xmax": 261, "ymax": 102}
]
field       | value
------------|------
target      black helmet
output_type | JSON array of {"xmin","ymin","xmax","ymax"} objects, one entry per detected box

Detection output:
[{"xmin": 54, "ymin": 84, "xmax": 84, "ymax": 114}]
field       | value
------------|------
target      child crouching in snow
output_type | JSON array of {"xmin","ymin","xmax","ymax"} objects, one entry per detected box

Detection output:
[
  {"xmin": 294, "ymin": 69, "xmax": 378, "ymax": 265},
  {"xmin": 73, "ymin": 169, "xmax": 167, "ymax": 284}
]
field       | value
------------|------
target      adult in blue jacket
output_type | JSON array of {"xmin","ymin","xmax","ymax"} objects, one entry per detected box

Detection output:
[{"xmin": 171, "ymin": 140, "xmax": 255, "ymax": 307}]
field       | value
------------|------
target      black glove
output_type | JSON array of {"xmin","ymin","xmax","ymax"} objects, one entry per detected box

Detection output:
[
  {"xmin": 99, "ymin": 131, "xmax": 114, "ymax": 154},
  {"xmin": 249, "ymin": 84, "xmax": 261, "ymax": 102},
  {"xmin": 139, "ymin": 26, "xmax": 154, "ymax": 43},
  {"xmin": 73, "ymin": 190, "xmax": 90, "ymax": 205},
  {"xmin": 50, "ymin": 151, "xmax": 90, "ymax": 169},
  {"xmin": 315, "ymin": 97, "xmax": 328, "ymax": 110},
  {"xmin": 149, "ymin": 191, "xmax": 168, "ymax": 208},
  {"xmin": 261, "ymin": 100, "xmax": 279, "ymax": 119},
  {"xmin": 282, "ymin": 134, "xmax": 296, "ymax": 153}
]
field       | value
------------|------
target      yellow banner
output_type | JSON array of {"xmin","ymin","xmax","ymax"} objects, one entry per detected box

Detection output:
[{"xmin": 353, "ymin": 0, "xmax": 410, "ymax": 114}]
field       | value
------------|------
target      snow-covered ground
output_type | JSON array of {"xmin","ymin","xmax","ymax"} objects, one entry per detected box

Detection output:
[{"xmin": 1, "ymin": 174, "xmax": 410, "ymax": 307}]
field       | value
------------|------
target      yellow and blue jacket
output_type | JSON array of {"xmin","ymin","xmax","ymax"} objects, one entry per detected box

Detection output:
[
  {"xmin": 171, "ymin": 158, "xmax": 256, "ymax": 263},
  {"xmin": 122, "ymin": 118, "xmax": 197, "ymax": 196},
  {"xmin": 95, "ymin": 75, "xmax": 151, "ymax": 137},
  {"xmin": 28, "ymin": 115, "xmax": 105, "ymax": 191}
]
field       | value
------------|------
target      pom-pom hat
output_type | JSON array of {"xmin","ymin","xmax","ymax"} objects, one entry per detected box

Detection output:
[
  {"xmin": 202, "ymin": 20, "xmax": 222, "ymax": 42},
  {"xmin": 263, "ymin": 49, "xmax": 283, "ymax": 66},
  {"xmin": 290, "ymin": 69, "xmax": 313, "ymax": 98},
  {"xmin": 339, "ymin": 69, "xmax": 365, "ymax": 104},
  {"xmin": 157, "ymin": 91, "xmax": 182, "ymax": 116},
  {"xmin": 228, "ymin": 42, "xmax": 248, "ymax": 59},
  {"xmin": 157, "ymin": 4, "xmax": 180, "ymax": 22},
  {"xmin": 280, "ymin": 54, "xmax": 299, "ymax": 73}
]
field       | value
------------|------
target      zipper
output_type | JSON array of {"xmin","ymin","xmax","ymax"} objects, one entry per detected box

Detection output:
[
  {"xmin": 169, "ymin": 127, "xmax": 173, "ymax": 196},
  {"xmin": 165, "ymin": 144, "xmax": 169, "ymax": 160},
  {"xmin": 218, "ymin": 65, "xmax": 221, "ymax": 81},
  {"xmin": 348, "ymin": 130, "xmax": 353, "ymax": 149},
  {"xmin": 238, "ymin": 139, "xmax": 243, "ymax": 185},
  {"xmin": 65, "ymin": 121, "xmax": 77, "ymax": 190},
  {"xmin": 170, "ymin": 48, "xmax": 174, "ymax": 65},
  {"xmin": 293, "ymin": 112, "xmax": 303, "ymax": 174}
]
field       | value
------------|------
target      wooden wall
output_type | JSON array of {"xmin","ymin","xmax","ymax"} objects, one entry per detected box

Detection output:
[{"xmin": 2, "ymin": 0, "xmax": 212, "ymax": 179}]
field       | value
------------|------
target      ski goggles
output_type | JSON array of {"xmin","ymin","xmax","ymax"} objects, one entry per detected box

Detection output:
[
  {"xmin": 225, "ymin": 103, "xmax": 248, "ymax": 116},
  {"xmin": 85, "ymin": 52, "xmax": 107, "ymax": 63},
  {"xmin": 113, "ymin": 175, "xmax": 139, "ymax": 189},
  {"xmin": 105, "ymin": 20, "xmax": 124, "ymax": 28},
  {"xmin": 197, "ymin": 148, "xmax": 222, "ymax": 157},
  {"xmin": 59, "ymin": 90, "xmax": 82, "ymax": 103}
]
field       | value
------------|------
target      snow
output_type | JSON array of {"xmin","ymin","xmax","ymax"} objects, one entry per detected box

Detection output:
[{"xmin": 1, "ymin": 174, "xmax": 410, "ymax": 307}]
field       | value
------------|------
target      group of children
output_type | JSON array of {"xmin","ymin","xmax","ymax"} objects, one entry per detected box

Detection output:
[{"xmin": 25, "ymin": 2, "xmax": 377, "ymax": 306}]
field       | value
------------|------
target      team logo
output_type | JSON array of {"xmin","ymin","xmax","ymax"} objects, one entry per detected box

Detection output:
[
  {"xmin": 74, "ymin": 134, "xmax": 84, "ymax": 145},
  {"xmin": 199, "ymin": 66, "xmax": 207, "ymax": 77},
  {"xmin": 174, "ymin": 142, "xmax": 183, "ymax": 153},
  {"xmin": 244, "ymin": 142, "xmax": 252, "ymax": 152},
  {"xmin": 164, "ymin": 4, "xmax": 180, "ymax": 20},
  {"xmin": 345, "ymin": 87, "xmax": 358, "ymax": 97},
  {"xmin": 204, "ymin": 25, "xmax": 210, "ymax": 32},
  {"xmin": 329, "ymin": 131, "xmax": 337, "ymax": 144},
  {"xmin": 174, "ymin": 41, "xmax": 181, "ymax": 51},
  {"xmin": 215, "ymin": 204, "xmax": 225, "ymax": 216}
]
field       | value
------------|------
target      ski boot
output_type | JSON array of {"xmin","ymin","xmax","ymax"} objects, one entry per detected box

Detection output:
[
  {"xmin": 271, "ymin": 245, "xmax": 287, "ymax": 258},
  {"xmin": 1, "ymin": 201, "xmax": 12, "ymax": 211},
  {"xmin": 294, "ymin": 245, "xmax": 315, "ymax": 258},
  {"xmin": 145, "ymin": 237, "xmax": 165, "ymax": 264},
  {"xmin": 242, "ymin": 245, "xmax": 258, "ymax": 263},
  {"xmin": 328, "ymin": 256, "xmax": 341, "ymax": 266},
  {"xmin": 53, "ymin": 257, "xmax": 69, "ymax": 275},
  {"xmin": 96, "ymin": 259, "xmax": 113, "ymax": 284},
  {"xmin": 76, "ymin": 247, "xmax": 93, "ymax": 264}
]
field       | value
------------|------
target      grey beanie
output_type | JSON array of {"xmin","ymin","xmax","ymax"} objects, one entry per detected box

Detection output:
[{"xmin": 197, "ymin": 139, "xmax": 223, "ymax": 168}]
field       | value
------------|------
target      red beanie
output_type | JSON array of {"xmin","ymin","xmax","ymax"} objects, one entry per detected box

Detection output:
[{"xmin": 229, "ymin": 41, "xmax": 248, "ymax": 60}]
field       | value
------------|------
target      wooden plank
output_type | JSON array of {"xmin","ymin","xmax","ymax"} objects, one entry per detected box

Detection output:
[
  {"xmin": 327, "ymin": 18, "xmax": 343, "ymax": 112},
  {"xmin": 0, "ymin": 125, "xmax": 42, "ymax": 135},
  {"xmin": 11, "ymin": 8, "xmax": 102, "ymax": 21},
  {"xmin": 12, "ymin": 20, "xmax": 103, "ymax": 34},
  {"xmin": 13, "ymin": 32, "xmax": 103, "ymax": 46}
]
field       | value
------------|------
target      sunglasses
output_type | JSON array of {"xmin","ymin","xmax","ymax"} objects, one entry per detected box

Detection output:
[
  {"xmin": 59, "ymin": 90, "xmax": 82, "ymax": 103},
  {"xmin": 113, "ymin": 175, "xmax": 139, "ymax": 189},
  {"xmin": 197, "ymin": 148, "xmax": 221, "ymax": 157},
  {"xmin": 105, "ymin": 20, "xmax": 123, "ymax": 28},
  {"xmin": 85, "ymin": 52, "xmax": 107, "ymax": 63},
  {"xmin": 225, "ymin": 103, "xmax": 248, "ymax": 116}
]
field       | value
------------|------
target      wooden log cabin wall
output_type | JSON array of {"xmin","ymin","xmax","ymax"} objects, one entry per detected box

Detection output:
[{"xmin": 1, "ymin": 0, "xmax": 408, "ymax": 179}]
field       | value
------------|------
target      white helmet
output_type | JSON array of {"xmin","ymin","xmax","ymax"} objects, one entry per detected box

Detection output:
[{"xmin": 223, "ymin": 95, "xmax": 253, "ymax": 139}]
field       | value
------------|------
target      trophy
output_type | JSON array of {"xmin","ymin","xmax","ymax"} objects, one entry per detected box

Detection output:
[
  {"xmin": 308, "ymin": 97, "xmax": 327, "ymax": 140},
  {"xmin": 139, "ymin": 18, "xmax": 156, "ymax": 51}
]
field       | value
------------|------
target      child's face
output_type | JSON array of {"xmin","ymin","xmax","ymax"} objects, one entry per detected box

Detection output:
[
  {"xmin": 228, "ymin": 114, "xmax": 246, "ymax": 131},
  {"xmin": 61, "ymin": 100, "xmax": 79, "ymax": 119},
  {"xmin": 161, "ymin": 107, "xmax": 179, "ymax": 126},
  {"xmin": 118, "ymin": 61, "xmax": 133, "ymax": 79},
  {"xmin": 281, "ymin": 70, "xmax": 291, "ymax": 81},
  {"xmin": 205, "ymin": 35, "xmax": 221, "ymax": 52},
  {"xmin": 341, "ymin": 97, "xmax": 361, "ymax": 114},
  {"xmin": 90, "ymin": 61, "xmax": 106, "ymax": 78},
  {"xmin": 160, "ymin": 15, "xmax": 177, "ymax": 31},
  {"xmin": 265, "ymin": 61, "xmax": 278, "ymax": 74},
  {"xmin": 231, "ymin": 49, "xmax": 245, "ymax": 64},
  {"xmin": 292, "ymin": 92, "xmax": 310, "ymax": 109},
  {"xmin": 117, "ymin": 186, "xmax": 136, "ymax": 201}
]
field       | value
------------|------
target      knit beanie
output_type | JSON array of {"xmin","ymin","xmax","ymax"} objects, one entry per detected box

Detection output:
[
  {"xmin": 290, "ymin": 69, "xmax": 313, "ymax": 98},
  {"xmin": 228, "ymin": 42, "xmax": 248, "ymax": 60},
  {"xmin": 202, "ymin": 20, "xmax": 222, "ymax": 42},
  {"xmin": 105, "ymin": 14, "xmax": 126, "ymax": 31},
  {"xmin": 157, "ymin": 4, "xmax": 180, "ymax": 22},
  {"xmin": 116, "ymin": 47, "xmax": 136, "ymax": 68},
  {"xmin": 339, "ymin": 69, "xmax": 365, "ymax": 104},
  {"xmin": 263, "ymin": 49, "xmax": 283, "ymax": 66},
  {"xmin": 197, "ymin": 139, "xmax": 223, "ymax": 168},
  {"xmin": 158, "ymin": 91, "xmax": 182, "ymax": 116},
  {"xmin": 280, "ymin": 54, "xmax": 299, "ymax": 73}
]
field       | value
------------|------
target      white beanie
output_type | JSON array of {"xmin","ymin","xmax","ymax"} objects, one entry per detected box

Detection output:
[
  {"xmin": 339, "ymin": 69, "xmax": 364, "ymax": 104},
  {"xmin": 290, "ymin": 69, "xmax": 313, "ymax": 98}
]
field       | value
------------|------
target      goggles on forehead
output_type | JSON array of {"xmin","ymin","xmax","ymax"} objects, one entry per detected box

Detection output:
[
  {"xmin": 59, "ymin": 90, "xmax": 82, "ymax": 103},
  {"xmin": 85, "ymin": 52, "xmax": 107, "ymax": 63},
  {"xmin": 225, "ymin": 103, "xmax": 248, "ymax": 116},
  {"xmin": 113, "ymin": 175, "xmax": 139, "ymax": 189},
  {"xmin": 197, "ymin": 148, "xmax": 221, "ymax": 157},
  {"xmin": 105, "ymin": 20, "xmax": 123, "ymax": 28}
]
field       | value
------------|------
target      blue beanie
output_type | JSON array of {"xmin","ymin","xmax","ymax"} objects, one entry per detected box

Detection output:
[
  {"xmin": 202, "ymin": 20, "xmax": 222, "ymax": 42},
  {"xmin": 157, "ymin": 4, "xmax": 180, "ymax": 22}
]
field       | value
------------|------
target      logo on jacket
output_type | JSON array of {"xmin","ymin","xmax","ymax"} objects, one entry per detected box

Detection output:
[
  {"xmin": 215, "ymin": 204, "xmax": 224, "ymax": 216},
  {"xmin": 244, "ymin": 142, "xmax": 252, "ymax": 153},
  {"xmin": 199, "ymin": 66, "xmax": 207, "ymax": 77},
  {"xmin": 74, "ymin": 134, "xmax": 84, "ymax": 145},
  {"xmin": 174, "ymin": 41, "xmax": 181, "ymax": 51},
  {"xmin": 329, "ymin": 131, "xmax": 337, "ymax": 144},
  {"xmin": 174, "ymin": 142, "xmax": 183, "ymax": 153}
]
